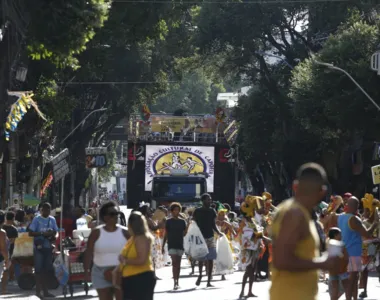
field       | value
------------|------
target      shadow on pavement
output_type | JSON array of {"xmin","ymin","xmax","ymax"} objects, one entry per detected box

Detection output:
[{"xmin": 155, "ymin": 287, "xmax": 197, "ymax": 293}]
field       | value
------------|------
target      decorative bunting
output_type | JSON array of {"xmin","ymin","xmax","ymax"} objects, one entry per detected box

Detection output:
[
  {"xmin": 40, "ymin": 171, "xmax": 53, "ymax": 198},
  {"xmin": 5, "ymin": 91, "xmax": 47, "ymax": 141},
  {"xmin": 223, "ymin": 119, "xmax": 239, "ymax": 146}
]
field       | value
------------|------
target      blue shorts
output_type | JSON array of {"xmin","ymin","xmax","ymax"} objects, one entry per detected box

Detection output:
[
  {"xmin": 329, "ymin": 272, "xmax": 349, "ymax": 281},
  {"xmin": 199, "ymin": 247, "xmax": 217, "ymax": 261},
  {"xmin": 34, "ymin": 248, "xmax": 53, "ymax": 274}
]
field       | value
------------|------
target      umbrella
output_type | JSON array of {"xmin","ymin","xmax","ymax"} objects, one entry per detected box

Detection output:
[{"xmin": 23, "ymin": 194, "xmax": 40, "ymax": 206}]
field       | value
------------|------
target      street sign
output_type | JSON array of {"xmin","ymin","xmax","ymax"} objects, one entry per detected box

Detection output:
[
  {"xmin": 85, "ymin": 147, "xmax": 107, "ymax": 168},
  {"xmin": 371, "ymin": 51, "xmax": 380, "ymax": 75},
  {"xmin": 51, "ymin": 148, "xmax": 70, "ymax": 183},
  {"xmin": 373, "ymin": 142, "xmax": 380, "ymax": 160},
  {"xmin": 371, "ymin": 164, "xmax": 380, "ymax": 185}
]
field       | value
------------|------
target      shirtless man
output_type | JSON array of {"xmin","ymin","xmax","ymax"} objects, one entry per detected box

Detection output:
[
  {"xmin": 270, "ymin": 163, "xmax": 340, "ymax": 300},
  {"xmin": 328, "ymin": 197, "xmax": 379, "ymax": 300}
]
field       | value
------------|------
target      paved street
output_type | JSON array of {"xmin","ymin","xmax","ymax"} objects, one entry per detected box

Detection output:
[{"xmin": 4, "ymin": 261, "xmax": 380, "ymax": 300}]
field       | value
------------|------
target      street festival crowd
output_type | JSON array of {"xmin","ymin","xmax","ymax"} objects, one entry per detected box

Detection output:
[{"xmin": 0, "ymin": 163, "xmax": 379, "ymax": 300}]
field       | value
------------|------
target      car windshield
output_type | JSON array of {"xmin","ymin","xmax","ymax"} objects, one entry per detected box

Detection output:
[{"xmin": 152, "ymin": 181, "xmax": 205, "ymax": 198}]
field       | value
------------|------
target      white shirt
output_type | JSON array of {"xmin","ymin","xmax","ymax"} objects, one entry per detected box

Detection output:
[
  {"xmin": 93, "ymin": 225, "xmax": 128, "ymax": 267},
  {"xmin": 76, "ymin": 217, "xmax": 88, "ymax": 230}
]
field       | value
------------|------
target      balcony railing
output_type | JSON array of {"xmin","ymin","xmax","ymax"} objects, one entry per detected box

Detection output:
[{"xmin": 132, "ymin": 132, "xmax": 228, "ymax": 144}]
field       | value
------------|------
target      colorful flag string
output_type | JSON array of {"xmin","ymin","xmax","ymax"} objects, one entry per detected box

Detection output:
[
  {"xmin": 40, "ymin": 171, "xmax": 53, "ymax": 198},
  {"xmin": 5, "ymin": 91, "xmax": 47, "ymax": 141}
]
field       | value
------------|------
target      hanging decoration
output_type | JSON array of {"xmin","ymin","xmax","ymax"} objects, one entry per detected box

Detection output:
[
  {"xmin": 215, "ymin": 107, "xmax": 226, "ymax": 123},
  {"xmin": 223, "ymin": 119, "xmax": 239, "ymax": 146},
  {"xmin": 40, "ymin": 171, "xmax": 53, "ymax": 198},
  {"xmin": 140, "ymin": 104, "xmax": 151, "ymax": 123},
  {"xmin": 5, "ymin": 91, "xmax": 47, "ymax": 141}
]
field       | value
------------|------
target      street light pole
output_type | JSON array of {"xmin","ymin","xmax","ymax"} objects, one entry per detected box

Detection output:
[
  {"xmin": 313, "ymin": 60, "xmax": 380, "ymax": 112},
  {"xmin": 61, "ymin": 108, "xmax": 107, "ymax": 145}
]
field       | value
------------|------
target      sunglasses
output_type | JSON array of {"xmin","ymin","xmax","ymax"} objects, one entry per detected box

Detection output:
[{"xmin": 107, "ymin": 211, "xmax": 119, "ymax": 217}]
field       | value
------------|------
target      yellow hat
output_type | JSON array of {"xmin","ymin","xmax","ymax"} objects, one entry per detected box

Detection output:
[
  {"xmin": 217, "ymin": 208, "xmax": 228, "ymax": 215},
  {"xmin": 241, "ymin": 195, "xmax": 263, "ymax": 217},
  {"xmin": 262, "ymin": 192, "xmax": 272, "ymax": 202},
  {"xmin": 361, "ymin": 193, "xmax": 379, "ymax": 217}
]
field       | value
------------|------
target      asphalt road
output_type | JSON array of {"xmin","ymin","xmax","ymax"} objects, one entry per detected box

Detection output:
[{"xmin": 4, "ymin": 262, "xmax": 380, "ymax": 300}]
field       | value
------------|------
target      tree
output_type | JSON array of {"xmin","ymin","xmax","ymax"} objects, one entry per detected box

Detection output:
[
  {"xmin": 25, "ymin": 0, "xmax": 110, "ymax": 68},
  {"xmin": 151, "ymin": 69, "xmax": 226, "ymax": 114},
  {"xmin": 289, "ymin": 13, "xmax": 380, "ymax": 193},
  {"xmin": 189, "ymin": 2, "xmax": 377, "ymax": 195},
  {"xmin": 0, "ymin": 1, "xmax": 113, "ymax": 207},
  {"xmin": 35, "ymin": 2, "xmax": 195, "ymax": 203}
]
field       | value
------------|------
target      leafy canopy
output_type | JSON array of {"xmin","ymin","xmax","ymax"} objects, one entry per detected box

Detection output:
[
  {"xmin": 290, "ymin": 15, "xmax": 380, "ymax": 151},
  {"xmin": 25, "ymin": 0, "xmax": 110, "ymax": 68}
]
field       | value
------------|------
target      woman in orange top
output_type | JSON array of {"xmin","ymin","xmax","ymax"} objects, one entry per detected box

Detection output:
[{"xmin": 119, "ymin": 211, "xmax": 155, "ymax": 300}]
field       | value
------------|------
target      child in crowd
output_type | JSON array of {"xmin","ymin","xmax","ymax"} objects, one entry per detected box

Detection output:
[{"xmin": 327, "ymin": 227, "xmax": 349, "ymax": 300}]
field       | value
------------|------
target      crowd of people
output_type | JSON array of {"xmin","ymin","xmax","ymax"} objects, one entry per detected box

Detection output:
[{"xmin": 0, "ymin": 163, "xmax": 379, "ymax": 300}]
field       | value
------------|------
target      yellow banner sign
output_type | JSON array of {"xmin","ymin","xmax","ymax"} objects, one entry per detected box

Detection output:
[{"xmin": 150, "ymin": 116, "xmax": 217, "ymax": 133}]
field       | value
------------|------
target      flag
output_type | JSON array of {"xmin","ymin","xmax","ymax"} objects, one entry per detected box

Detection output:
[
  {"xmin": 5, "ymin": 91, "xmax": 46, "ymax": 141},
  {"xmin": 223, "ymin": 119, "xmax": 239, "ymax": 146}
]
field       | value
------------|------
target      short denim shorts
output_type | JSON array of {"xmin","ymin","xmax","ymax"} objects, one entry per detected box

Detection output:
[
  {"xmin": 168, "ymin": 249, "xmax": 184, "ymax": 256},
  {"xmin": 92, "ymin": 264, "xmax": 117, "ymax": 290},
  {"xmin": 329, "ymin": 272, "xmax": 349, "ymax": 281}
]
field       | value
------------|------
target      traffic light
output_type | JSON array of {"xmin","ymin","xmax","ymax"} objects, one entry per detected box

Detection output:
[{"xmin": 17, "ymin": 157, "xmax": 32, "ymax": 183}]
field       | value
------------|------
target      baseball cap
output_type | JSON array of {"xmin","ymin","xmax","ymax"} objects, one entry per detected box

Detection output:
[{"xmin": 343, "ymin": 192, "xmax": 352, "ymax": 198}]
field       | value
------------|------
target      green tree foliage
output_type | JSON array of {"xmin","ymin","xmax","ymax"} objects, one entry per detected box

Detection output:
[
  {"xmin": 190, "ymin": 2, "xmax": 378, "ymax": 195},
  {"xmin": 41, "ymin": 2, "xmax": 195, "ymax": 202},
  {"xmin": 0, "ymin": 1, "xmax": 110, "ymax": 157},
  {"xmin": 151, "ymin": 70, "xmax": 226, "ymax": 114},
  {"xmin": 25, "ymin": 0, "xmax": 110, "ymax": 68},
  {"xmin": 289, "ymin": 16, "xmax": 380, "ymax": 189},
  {"xmin": 291, "ymin": 17, "xmax": 380, "ymax": 147}
]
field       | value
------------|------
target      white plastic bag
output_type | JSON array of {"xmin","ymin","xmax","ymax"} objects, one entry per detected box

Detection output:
[
  {"xmin": 184, "ymin": 222, "xmax": 209, "ymax": 260},
  {"xmin": 53, "ymin": 254, "xmax": 69, "ymax": 286},
  {"xmin": 215, "ymin": 235, "xmax": 234, "ymax": 275}
]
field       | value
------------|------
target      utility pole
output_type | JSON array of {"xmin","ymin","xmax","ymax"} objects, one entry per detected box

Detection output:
[
  {"xmin": 60, "ymin": 107, "xmax": 107, "ymax": 206},
  {"xmin": 8, "ymin": 134, "xmax": 17, "ymax": 208},
  {"xmin": 60, "ymin": 108, "xmax": 107, "ymax": 145}
]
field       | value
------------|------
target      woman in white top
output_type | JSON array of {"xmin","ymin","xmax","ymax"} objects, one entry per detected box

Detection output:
[{"xmin": 85, "ymin": 201, "xmax": 129, "ymax": 300}]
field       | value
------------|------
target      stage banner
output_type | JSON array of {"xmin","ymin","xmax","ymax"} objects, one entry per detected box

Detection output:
[
  {"xmin": 144, "ymin": 145, "xmax": 215, "ymax": 192},
  {"xmin": 150, "ymin": 116, "xmax": 217, "ymax": 134}
]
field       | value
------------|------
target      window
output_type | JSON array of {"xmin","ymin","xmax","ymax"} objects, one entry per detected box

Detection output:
[{"xmin": 152, "ymin": 182, "xmax": 205, "ymax": 199}]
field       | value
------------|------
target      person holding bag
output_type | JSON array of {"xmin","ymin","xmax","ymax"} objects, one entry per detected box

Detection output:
[
  {"xmin": 119, "ymin": 211, "xmax": 156, "ymax": 300},
  {"xmin": 84, "ymin": 201, "xmax": 129, "ymax": 300},
  {"xmin": 28, "ymin": 202, "xmax": 58, "ymax": 298}
]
